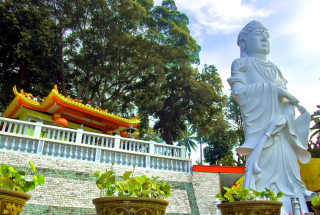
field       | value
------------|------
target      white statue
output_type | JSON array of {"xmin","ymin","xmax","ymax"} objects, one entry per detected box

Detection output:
[{"xmin": 228, "ymin": 20, "xmax": 315, "ymax": 214}]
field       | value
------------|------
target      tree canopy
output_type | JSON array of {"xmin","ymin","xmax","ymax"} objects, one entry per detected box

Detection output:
[
  {"xmin": 0, "ymin": 0, "xmax": 227, "ymax": 146},
  {"xmin": 224, "ymin": 94, "xmax": 246, "ymax": 166},
  {"xmin": 309, "ymin": 104, "xmax": 320, "ymax": 158}
]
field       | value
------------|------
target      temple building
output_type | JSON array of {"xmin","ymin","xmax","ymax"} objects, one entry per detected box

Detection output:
[{"xmin": 1, "ymin": 85, "xmax": 139, "ymax": 138}]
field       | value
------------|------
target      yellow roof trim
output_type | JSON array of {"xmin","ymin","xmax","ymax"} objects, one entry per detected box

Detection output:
[{"xmin": 9, "ymin": 85, "xmax": 140, "ymax": 124}]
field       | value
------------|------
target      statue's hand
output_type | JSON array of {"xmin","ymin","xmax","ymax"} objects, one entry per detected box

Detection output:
[{"xmin": 276, "ymin": 86, "xmax": 299, "ymax": 105}]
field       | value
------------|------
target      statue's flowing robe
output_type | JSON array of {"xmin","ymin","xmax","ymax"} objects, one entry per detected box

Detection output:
[{"xmin": 227, "ymin": 57, "xmax": 313, "ymax": 206}]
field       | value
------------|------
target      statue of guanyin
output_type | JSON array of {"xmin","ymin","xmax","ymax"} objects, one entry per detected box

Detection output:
[{"xmin": 228, "ymin": 20, "xmax": 315, "ymax": 214}]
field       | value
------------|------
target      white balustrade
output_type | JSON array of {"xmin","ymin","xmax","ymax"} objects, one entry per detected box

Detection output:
[
  {"xmin": 82, "ymin": 131, "xmax": 114, "ymax": 148},
  {"xmin": 40, "ymin": 124, "xmax": 77, "ymax": 143},
  {"xmin": 0, "ymin": 117, "xmax": 191, "ymax": 173},
  {"xmin": 149, "ymin": 155, "xmax": 191, "ymax": 173},
  {"xmin": 153, "ymin": 142, "xmax": 186, "ymax": 157}
]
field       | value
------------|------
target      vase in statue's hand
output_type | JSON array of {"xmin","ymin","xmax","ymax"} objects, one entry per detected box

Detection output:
[{"xmin": 276, "ymin": 86, "xmax": 299, "ymax": 105}]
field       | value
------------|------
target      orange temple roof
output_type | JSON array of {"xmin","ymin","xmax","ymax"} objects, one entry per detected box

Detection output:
[{"xmin": 2, "ymin": 85, "xmax": 140, "ymax": 134}]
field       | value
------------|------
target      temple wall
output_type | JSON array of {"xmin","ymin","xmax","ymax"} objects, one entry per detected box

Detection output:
[
  {"xmin": 192, "ymin": 172, "xmax": 221, "ymax": 215},
  {"xmin": 0, "ymin": 151, "xmax": 221, "ymax": 215}
]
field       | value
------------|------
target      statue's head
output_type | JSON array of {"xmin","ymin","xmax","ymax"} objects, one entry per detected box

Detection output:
[{"xmin": 237, "ymin": 20, "xmax": 270, "ymax": 58}]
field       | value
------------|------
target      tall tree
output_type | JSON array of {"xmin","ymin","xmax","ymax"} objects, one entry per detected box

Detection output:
[
  {"xmin": 225, "ymin": 94, "xmax": 246, "ymax": 166},
  {"xmin": 0, "ymin": 0, "xmax": 229, "ymax": 150},
  {"xmin": 0, "ymin": 0, "xmax": 63, "ymax": 112},
  {"xmin": 203, "ymin": 126, "xmax": 237, "ymax": 165}
]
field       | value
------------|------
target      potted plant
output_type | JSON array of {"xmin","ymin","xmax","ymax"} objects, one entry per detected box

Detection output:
[
  {"xmin": 311, "ymin": 192, "xmax": 320, "ymax": 215},
  {"xmin": 0, "ymin": 161, "xmax": 45, "ymax": 215},
  {"xmin": 215, "ymin": 186, "xmax": 283, "ymax": 215},
  {"xmin": 93, "ymin": 163, "xmax": 171, "ymax": 215}
]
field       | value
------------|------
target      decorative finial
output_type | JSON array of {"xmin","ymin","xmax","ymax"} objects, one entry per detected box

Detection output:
[
  {"xmin": 13, "ymin": 86, "xmax": 18, "ymax": 95},
  {"xmin": 53, "ymin": 85, "xmax": 58, "ymax": 93}
]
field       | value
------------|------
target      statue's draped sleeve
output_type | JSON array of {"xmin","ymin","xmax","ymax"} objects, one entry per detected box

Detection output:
[
  {"xmin": 228, "ymin": 58, "xmax": 248, "ymax": 89},
  {"xmin": 228, "ymin": 58, "xmax": 277, "ymax": 155},
  {"xmin": 227, "ymin": 57, "xmax": 311, "ymax": 164}
]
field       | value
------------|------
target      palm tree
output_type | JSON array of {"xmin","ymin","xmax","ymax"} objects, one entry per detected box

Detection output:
[
  {"xmin": 177, "ymin": 125, "xmax": 198, "ymax": 154},
  {"xmin": 187, "ymin": 124, "xmax": 210, "ymax": 164},
  {"xmin": 195, "ymin": 159, "xmax": 204, "ymax": 165},
  {"xmin": 194, "ymin": 129, "xmax": 208, "ymax": 164}
]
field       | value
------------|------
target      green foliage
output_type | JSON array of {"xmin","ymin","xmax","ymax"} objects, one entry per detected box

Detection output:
[
  {"xmin": 195, "ymin": 159, "xmax": 204, "ymax": 165},
  {"xmin": 225, "ymin": 94, "xmax": 246, "ymax": 166},
  {"xmin": 147, "ymin": 64, "xmax": 225, "ymax": 145},
  {"xmin": 177, "ymin": 125, "xmax": 197, "ymax": 153},
  {"xmin": 309, "ymin": 104, "xmax": 320, "ymax": 158},
  {"xmin": 0, "ymin": 0, "xmax": 66, "ymax": 112},
  {"xmin": 0, "ymin": 161, "xmax": 45, "ymax": 193},
  {"xmin": 311, "ymin": 193, "xmax": 320, "ymax": 206},
  {"xmin": 0, "ymin": 0, "xmax": 225, "ymax": 146},
  {"xmin": 93, "ymin": 163, "xmax": 171, "ymax": 199},
  {"xmin": 215, "ymin": 187, "xmax": 283, "ymax": 202},
  {"xmin": 203, "ymin": 125, "xmax": 238, "ymax": 166},
  {"xmin": 138, "ymin": 127, "xmax": 163, "ymax": 143},
  {"xmin": 310, "ymin": 105, "xmax": 320, "ymax": 140}
]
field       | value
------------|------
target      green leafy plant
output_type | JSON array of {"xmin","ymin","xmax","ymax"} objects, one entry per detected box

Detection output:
[
  {"xmin": 311, "ymin": 193, "xmax": 320, "ymax": 206},
  {"xmin": 215, "ymin": 186, "xmax": 283, "ymax": 202},
  {"xmin": 93, "ymin": 163, "xmax": 171, "ymax": 199},
  {"xmin": 0, "ymin": 161, "xmax": 45, "ymax": 193}
]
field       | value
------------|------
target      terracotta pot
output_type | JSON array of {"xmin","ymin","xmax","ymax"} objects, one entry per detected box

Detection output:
[
  {"xmin": 218, "ymin": 201, "xmax": 283, "ymax": 215},
  {"xmin": 312, "ymin": 205, "xmax": 320, "ymax": 215},
  {"xmin": 0, "ymin": 188, "xmax": 31, "ymax": 215},
  {"xmin": 92, "ymin": 197, "xmax": 169, "ymax": 215}
]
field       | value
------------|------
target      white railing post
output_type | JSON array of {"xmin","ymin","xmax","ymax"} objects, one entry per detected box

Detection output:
[
  {"xmin": 114, "ymin": 132, "xmax": 121, "ymax": 149},
  {"xmin": 181, "ymin": 145, "xmax": 186, "ymax": 158},
  {"xmin": 189, "ymin": 161, "xmax": 192, "ymax": 173},
  {"xmin": 34, "ymin": 121, "xmax": 43, "ymax": 137},
  {"xmin": 146, "ymin": 142, "xmax": 155, "ymax": 168},
  {"xmin": 75, "ymin": 125, "xmax": 83, "ymax": 144},
  {"xmin": 35, "ymin": 120, "xmax": 44, "ymax": 155},
  {"xmin": 149, "ymin": 142, "xmax": 155, "ymax": 154},
  {"xmin": 95, "ymin": 149, "xmax": 101, "ymax": 163}
]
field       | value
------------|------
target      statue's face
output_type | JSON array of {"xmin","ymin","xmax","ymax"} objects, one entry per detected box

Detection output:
[{"xmin": 244, "ymin": 28, "xmax": 270, "ymax": 56}]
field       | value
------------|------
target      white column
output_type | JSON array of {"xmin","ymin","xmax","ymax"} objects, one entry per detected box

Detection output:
[
  {"xmin": 114, "ymin": 132, "xmax": 121, "ymax": 149},
  {"xmin": 146, "ymin": 142, "xmax": 154, "ymax": 168},
  {"xmin": 35, "ymin": 120, "xmax": 44, "ymax": 155},
  {"xmin": 181, "ymin": 145, "xmax": 186, "ymax": 158},
  {"xmin": 34, "ymin": 121, "xmax": 43, "ymax": 137},
  {"xmin": 95, "ymin": 148, "xmax": 101, "ymax": 163},
  {"xmin": 75, "ymin": 125, "xmax": 84, "ymax": 143},
  {"xmin": 189, "ymin": 161, "xmax": 193, "ymax": 173}
]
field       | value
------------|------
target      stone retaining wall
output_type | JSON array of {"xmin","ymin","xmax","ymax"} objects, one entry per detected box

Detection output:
[{"xmin": 0, "ymin": 151, "xmax": 220, "ymax": 215}]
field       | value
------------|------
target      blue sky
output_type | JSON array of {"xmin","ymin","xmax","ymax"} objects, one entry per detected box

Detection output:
[{"xmin": 153, "ymin": 0, "xmax": 320, "ymax": 164}]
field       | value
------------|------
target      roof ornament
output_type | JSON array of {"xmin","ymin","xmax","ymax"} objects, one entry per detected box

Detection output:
[
  {"xmin": 131, "ymin": 116, "xmax": 139, "ymax": 121},
  {"xmin": 53, "ymin": 85, "xmax": 58, "ymax": 93},
  {"xmin": 126, "ymin": 124, "xmax": 137, "ymax": 139},
  {"xmin": 38, "ymin": 117, "xmax": 44, "ymax": 123}
]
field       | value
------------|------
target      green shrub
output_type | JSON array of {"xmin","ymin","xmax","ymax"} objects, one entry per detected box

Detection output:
[
  {"xmin": 93, "ymin": 163, "xmax": 170, "ymax": 199},
  {"xmin": 311, "ymin": 193, "xmax": 320, "ymax": 206},
  {"xmin": 215, "ymin": 186, "xmax": 283, "ymax": 202},
  {"xmin": 0, "ymin": 161, "xmax": 45, "ymax": 193}
]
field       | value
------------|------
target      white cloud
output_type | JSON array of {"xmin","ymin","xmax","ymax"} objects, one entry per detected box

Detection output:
[
  {"xmin": 280, "ymin": 0, "xmax": 320, "ymax": 57},
  {"xmin": 154, "ymin": 0, "xmax": 272, "ymax": 35}
]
